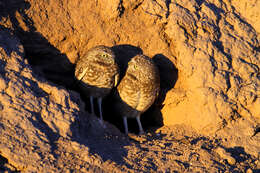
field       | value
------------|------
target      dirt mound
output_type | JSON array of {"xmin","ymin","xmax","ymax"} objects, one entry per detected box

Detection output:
[{"xmin": 1, "ymin": 0, "xmax": 259, "ymax": 133}]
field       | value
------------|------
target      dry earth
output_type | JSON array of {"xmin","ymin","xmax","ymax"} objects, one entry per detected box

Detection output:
[{"xmin": 0, "ymin": 0, "xmax": 260, "ymax": 172}]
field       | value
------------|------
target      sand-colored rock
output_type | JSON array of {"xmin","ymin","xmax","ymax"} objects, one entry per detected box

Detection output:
[
  {"xmin": 0, "ymin": 29, "xmax": 121, "ymax": 172},
  {"xmin": 0, "ymin": 29, "xmax": 75, "ymax": 171},
  {"xmin": 231, "ymin": 0, "xmax": 260, "ymax": 35},
  {"xmin": 215, "ymin": 147, "xmax": 236, "ymax": 165},
  {"xmin": 162, "ymin": 0, "xmax": 260, "ymax": 133}
]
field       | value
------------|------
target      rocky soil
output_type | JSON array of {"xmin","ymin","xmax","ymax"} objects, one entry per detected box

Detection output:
[{"xmin": 0, "ymin": 0, "xmax": 260, "ymax": 172}]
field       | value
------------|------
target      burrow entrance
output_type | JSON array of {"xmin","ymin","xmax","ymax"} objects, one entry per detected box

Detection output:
[
  {"xmin": 1, "ymin": 0, "xmax": 178, "ymax": 134},
  {"xmin": 16, "ymin": 30, "xmax": 178, "ymax": 134},
  {"xmin": 25, "ymin": 43, "xmax": 178, "ymax": 134}
]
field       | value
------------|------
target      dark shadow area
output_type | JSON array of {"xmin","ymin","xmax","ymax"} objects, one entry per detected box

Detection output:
[
  {"xmin": 0, "ymin": 26, "xmax": 24, "ymax": 57},
  {"xmin": 142, "ymin": 54, "xmax": 178, "ymax": 131},
  {"xmin": 195, "ymin": 0, "xmax": 205, "ymax": 6},
  {"xmin": 204, "ymin": 2, "xmax": 225, "ymax": 24},
  {"xmin": 190, "ymin": 136, "xmax": 208, "ymax": 145},
  {"xmin": 103, "ymin": 48, "xmax": 178, "ymax": 134},
  {"xmin": 27, "ymin": 112, "xmax": 60, "ymax": 159},
  {"xmin": 75, "ymin": 81, "xmax": 113, "ymax": 114},
  {"xmin": 152, "ymin": 54, "xmax": 178, "ymax": 104},
  {"xmin": 86, "ymin": 135, "xmax": 130, "ymax": 165},
  {"xmin": 0, "ymin": 155, "xmax": 8, "ymax": 170},
  {"xmin": 73, "ymin": 112, "xmax": 131, "ymax": 166},
  {"xmin": 111, "ymin": 44, "xmax": 143, "ymax": 79},
  {"xmin": 221, "ymin": 146, "xmax": 260, "ymax": 172},
  {"xmin": 0, "ymin": 1, "xmax": 75, "ymax": 88},
  {"xmin": 0, "ymin": 155, "xmax": 19, "ymax": 173},
  {"xmin": 224, "ymin": 146, "xmax": 252, "ymax": 163},
  {"xmin": 165, "ymin": 0, "xmax": 171, "ymax": 18},
  {"xmin": 0, "ymin": 58, "xmax": 7, "ymax": 74},
  {"xmin": 252, "ymin": 125, "xmax": 260, "ymax": 137}
]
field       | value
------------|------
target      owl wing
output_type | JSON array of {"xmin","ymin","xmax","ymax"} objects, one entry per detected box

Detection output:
[
  {"xmin": 136, "ymin": 76, "xmax": 160, "ymax": 112},
  {"xmin": 75, "ymin": 59, "xmax": 89, "ymax": 81},
  {"xmin": 91, "ymin": 62, "xmax": 119, "ymax": 88},
  {"xmin": 75, "ymin": 67, "xmax": 88, "ymax": 81}
]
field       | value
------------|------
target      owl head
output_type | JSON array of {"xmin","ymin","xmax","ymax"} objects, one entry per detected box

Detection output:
[
  {"xmin": 75, "ymin": 45, "xmax": 119, "ymax": 84},
  {"xmin": 126, "ymin": 54, "xmax": 159, "ymax": 82},
  {"xmin": 86, "ymin": 45, "xmax": 116, "ymax": 65}
]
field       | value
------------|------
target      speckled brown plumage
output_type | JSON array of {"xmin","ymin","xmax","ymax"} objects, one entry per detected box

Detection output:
[
  {"xmin": 75, "ymin": 45, "xmax": 119, "ymax": 125},
  {"xmin": 115, "ymin": 54, "xmax": 160, "ymax": 134}
]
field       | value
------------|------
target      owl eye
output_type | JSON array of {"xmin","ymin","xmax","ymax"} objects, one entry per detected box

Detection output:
[
  {"xmin": 101, "ymin": 53, "xmax": 108, "ymax": 58},
  {"xmin": 134, "ymin": 64, "xmax": 138, "ymax": 69}
]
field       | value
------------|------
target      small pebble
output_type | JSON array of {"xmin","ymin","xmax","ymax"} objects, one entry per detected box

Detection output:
[
  {"xmin": 159, "ymin": 143, "xmax": 165, "ymax": 148},
  {"xmin": 215, "ymin": 147, "xmax": 236, "ymax": 165},
  {"xmin": 246, "ymin": 168, "xmax": 253, "ymax": 173}
]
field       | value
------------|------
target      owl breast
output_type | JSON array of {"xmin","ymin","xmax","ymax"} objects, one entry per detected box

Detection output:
[
  {"xmin": 81, "ymin": 61, "xmax": 118, "ymax": 88},
  {"xmin": 116, "ymin": 54, "xmax": 160, "ymax": 118},
  {"xmin": 74, "ymin": 46, "xmax": 119, "ymax": 98},
  {"xmin": 117, "ymin": 71, "xmax": 159, "ymax": 113}
]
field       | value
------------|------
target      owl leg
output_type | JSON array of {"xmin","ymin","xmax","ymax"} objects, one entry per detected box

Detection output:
[
  {"xmin": 97, "ymin": 97, "xmax": 105, "ymax": 127},
  {"xmin": 89, "ymin": 96, "xmax": 94, "ymax": 114},
  {"xmin": 136, "ymin": 115, "xmax": 144, "ymax": 135},
  {"xmin": 123, "ymin": 116, "xmax": 128, "ymax": 134}
]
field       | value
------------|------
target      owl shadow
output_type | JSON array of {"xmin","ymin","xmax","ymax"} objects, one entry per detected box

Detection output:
[
  {"xmin": 141, "ymin": 54, "xmax": 178, "ymax": 131},
  {"xmin": 111, "ymin": 44, "xmax": 143, "ymax": 79}
]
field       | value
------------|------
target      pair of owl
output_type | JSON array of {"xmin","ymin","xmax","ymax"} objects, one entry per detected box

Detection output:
[{"xmin": 74, "ymin": 45, "xmax": 160, "ymax": 135}]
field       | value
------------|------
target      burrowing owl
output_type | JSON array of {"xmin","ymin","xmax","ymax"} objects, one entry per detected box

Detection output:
[
  {"xmin": 115, "ymin": 54, "xmax": 160, "ymax": 134},
  {"xmin": 75, "ymin": 45, "xmax": 119, "ymax": 125}
]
